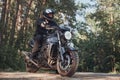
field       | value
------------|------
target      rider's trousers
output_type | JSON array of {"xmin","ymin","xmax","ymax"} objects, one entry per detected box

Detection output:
[{"xmin": 32, "ymin": 40, "xmax": 39, "ymax": 53}]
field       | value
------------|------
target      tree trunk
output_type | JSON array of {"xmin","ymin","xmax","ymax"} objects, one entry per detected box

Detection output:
[
  {"xmin": 4, "ymin": 0, "xmax": 11, "ymax": 45},
  {"xmin": 9, "ymin": 0, "xmax": 20, "ymax": 46},
  {"xmin": 0, "ymin": 0, "xmax": 7, "ymax": 45}
]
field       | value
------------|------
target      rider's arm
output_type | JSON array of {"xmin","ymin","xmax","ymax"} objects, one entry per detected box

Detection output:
[
  {"xmin": 40, "ymin": 20, "xmax": 48, "ymax": 28},
  {"xmin": 37, "ymin": 18, "xmax": 47, "ymax": 28}
]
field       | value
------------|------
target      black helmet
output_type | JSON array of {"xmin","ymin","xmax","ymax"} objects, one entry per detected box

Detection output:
[{"xmin": 43, "ymin": 8, "xmax": 55, "ymax": 20}]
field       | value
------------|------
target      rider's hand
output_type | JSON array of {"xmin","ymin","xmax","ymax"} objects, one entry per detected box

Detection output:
[{"xmin": 40, "ymin": 20, "xmax": 48, "ymax": 28}]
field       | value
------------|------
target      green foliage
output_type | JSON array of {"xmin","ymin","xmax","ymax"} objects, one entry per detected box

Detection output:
[
  {"xmin": 75, "ymin": 0, "xmax": 120, "ymax": 73},
  {"xmin": 0, "ymin": 45, "xmax": 25, "ymax": 71}
]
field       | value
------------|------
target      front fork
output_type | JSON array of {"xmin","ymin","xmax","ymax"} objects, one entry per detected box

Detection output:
[
  {"xmin": 59, "ymin": 42, "xmax": 77, "ymax": 62},
  {"xmin": 57, "ymin": 31, "xmax": 65, "ymax": 62},
  {"xmin": 59, "ymin": 46, "xmax": 65, "ymax": 62}
]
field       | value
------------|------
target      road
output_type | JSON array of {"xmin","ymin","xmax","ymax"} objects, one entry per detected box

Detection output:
[{"xmin": 0, "ymin": 72, "xmax": 120, "ymax": 80}]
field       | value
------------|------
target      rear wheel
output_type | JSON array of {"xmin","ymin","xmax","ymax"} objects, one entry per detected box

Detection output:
[
  {"xmin": 57, "ymin": 51, "xmax": 79, "ymax": 77},
  {"xmin": 24, "ymin": 53, "xmax": 39, "ymax": 73},
  {"xmin": 26, "ymin": 62, "xmax": 39, "ymax": 73}
]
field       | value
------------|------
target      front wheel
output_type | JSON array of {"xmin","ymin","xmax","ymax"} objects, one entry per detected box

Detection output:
[{"xmin": 57, "ymin": 51, "xmax": 79, "ymax": 77}]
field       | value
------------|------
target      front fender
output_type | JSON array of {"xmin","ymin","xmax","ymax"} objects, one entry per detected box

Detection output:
[{"xmin": 67, "ymin": 46, "xmax": 78, "ymax": 51}]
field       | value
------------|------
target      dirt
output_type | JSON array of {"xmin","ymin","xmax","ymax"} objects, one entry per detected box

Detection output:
[{"xmin": 0, "ymin": 72, "xmax": 120, "ymax": 80}]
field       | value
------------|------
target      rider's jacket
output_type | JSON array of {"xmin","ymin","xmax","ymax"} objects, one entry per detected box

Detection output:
[{"xmin": 34, "ymin": 18, "xmax": 58, "ymax": 36}]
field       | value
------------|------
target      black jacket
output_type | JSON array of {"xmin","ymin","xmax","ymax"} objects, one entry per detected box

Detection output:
[{"xmin": 34, "ymin": 18, "xmax": 58, "ymax": 36}]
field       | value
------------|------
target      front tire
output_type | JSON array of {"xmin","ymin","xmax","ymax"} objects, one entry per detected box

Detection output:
[{"xmin": 57, "ymin": 51, "xmax": 79, "ymax": 77}]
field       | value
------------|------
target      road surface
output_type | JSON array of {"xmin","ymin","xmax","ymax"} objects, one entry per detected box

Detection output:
[{"xmin": 0, "ymin": 72, "xmax": 120, "ymax": 80}]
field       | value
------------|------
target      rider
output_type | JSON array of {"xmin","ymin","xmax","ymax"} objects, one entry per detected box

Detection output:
[{"xmin": 31, "ymin": 8, "xmax": 58, "ymax": 59}]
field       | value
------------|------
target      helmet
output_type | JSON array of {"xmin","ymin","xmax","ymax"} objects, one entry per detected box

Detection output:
[{"xmin": 43, "ymin": 8, "xmax": 55, "ymax": 20}]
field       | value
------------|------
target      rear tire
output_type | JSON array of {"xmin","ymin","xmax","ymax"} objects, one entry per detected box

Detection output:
[
  {"xmin": 26, "ymin": 62, "xmax": 39, "ymax": 73},
  {"xmin": 57, "ymin": 51, "xmax": 79, "ymax": 77}
]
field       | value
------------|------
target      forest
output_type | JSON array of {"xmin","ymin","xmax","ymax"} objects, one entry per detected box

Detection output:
[{"xmin": 0, "ymin": 0, "xmax": 120, "ymax": 73}]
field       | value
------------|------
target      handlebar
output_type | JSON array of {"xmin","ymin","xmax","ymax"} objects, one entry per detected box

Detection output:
[{"xmin": 46, "ymin": 25, "xmax": 60, "ymax": 30}]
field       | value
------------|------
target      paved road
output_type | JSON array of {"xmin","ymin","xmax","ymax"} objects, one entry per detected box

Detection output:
[{"xmin": 0, "ymin": 72, "xmax": 120, "ymax": 80}]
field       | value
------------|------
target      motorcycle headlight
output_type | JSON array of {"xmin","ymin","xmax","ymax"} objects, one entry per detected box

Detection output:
[{"xmin": 64, "ymin": 31, "xmax": 72, "ymax": 40}]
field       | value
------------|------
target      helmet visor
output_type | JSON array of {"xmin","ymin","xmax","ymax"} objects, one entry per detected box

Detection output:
[{"xmin": 48, "ymin": 13, "xmax": 54, "ymax": 18}]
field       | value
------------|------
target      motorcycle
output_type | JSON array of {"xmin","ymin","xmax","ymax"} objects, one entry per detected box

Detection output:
[{"xmin": 22, "ymin": 25, "xmax": 79, "ymax": 77}]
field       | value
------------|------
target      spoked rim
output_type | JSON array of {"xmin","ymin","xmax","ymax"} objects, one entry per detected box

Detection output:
[{"xmin": 59, "ymin": 54, "xmax": 72, "ymax": 72}]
